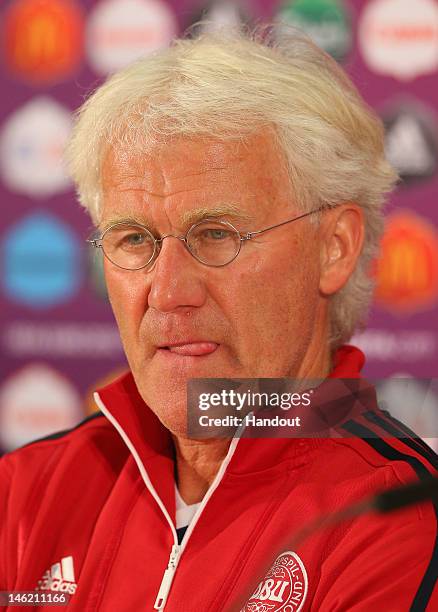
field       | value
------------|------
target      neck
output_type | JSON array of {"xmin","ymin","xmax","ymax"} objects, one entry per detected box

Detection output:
[
  {"xmin": 173, "ymin": 330, "xmax": 332, "ymax": 505},
  {"xmin": 295, "ymin": 313, "xmax": 332, "ymax": 380},
  {"xmin": 172, "ymin": 435, "xmax": 231, "ymax": 504}
]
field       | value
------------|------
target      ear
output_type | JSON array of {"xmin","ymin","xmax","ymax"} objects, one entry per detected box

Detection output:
[{"xmin": 319, "ymin": 204, "xmax": 365, "ymax": 296}]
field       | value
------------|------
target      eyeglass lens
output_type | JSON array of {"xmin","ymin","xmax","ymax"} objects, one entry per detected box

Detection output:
[{"xmin": 100, "ymin": 221, "xmax": 242, "ymax": 269}]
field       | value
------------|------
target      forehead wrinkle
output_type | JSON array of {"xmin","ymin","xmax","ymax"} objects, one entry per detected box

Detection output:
[
  {"xmin": 105, "ymin": 151, "xmax": 234, "ymax": 192},
  {"xmin": 175, "ymin": 166, "xmax": 230, "ymax": 178},
  {"xmin": 142, "ymin": 186, "xmax": 207, "ymax": 199}
]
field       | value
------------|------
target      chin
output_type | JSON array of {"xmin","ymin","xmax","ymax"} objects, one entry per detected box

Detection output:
[
  {"xmin": 139, "ymin": 381, "xmax": 188, "ymax": 426},
  {"xmin": 154, "ymin": 406, "xmax": 189, "ymax": 438}
]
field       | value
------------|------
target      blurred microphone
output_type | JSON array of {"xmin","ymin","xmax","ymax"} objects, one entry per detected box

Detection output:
[
  {"xmin": 289, "ymin": 475, "xmax": 438, "ymax": 551},
  {"xmin": 375, "ymin": 475, "xmax": 438, "ymax": 513}
]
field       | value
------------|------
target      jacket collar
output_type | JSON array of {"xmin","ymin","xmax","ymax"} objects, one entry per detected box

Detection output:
[{"xmin": 95, "ymin": 345, "xmax": 372, "ymax": 477}]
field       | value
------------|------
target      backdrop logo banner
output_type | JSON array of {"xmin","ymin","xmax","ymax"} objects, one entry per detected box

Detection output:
[
  {"xmin": 189, "ymin": 0, "xmax": 253, "ymax": 35},
  {"xmin": 0, "ymin": 364, "xmax": 83, "ymax": 452},
  {"xmin": 376, "ymin": 376, "xmax": 438, "ymax": 452},
  {"xmin": 3, "ymin": 0, "xmax": 84, "ymax": 85},
  {"xmin": 375, "ymin": 211, "xmax": 438, "ymax": 314},
  {"xmin": 86, "ymin": 0, "xmax": 177, "ymax": 76},
  {"xmin": 276, "ymin": 0, "xmax": 351, "ymax": 62},
  {"xmin": 2, "ymin": 212, "xmax": 81, "ymax": 308},
  {"xmin": 88, "ymin": 243, "xmax": 109, "ymax": 301},
  {"xmin": 383, "ymin": 101, "xmax": 438, "ymax": 185},
  {"xmin": 353, "ymin": 329, "xmax": 436, "ymax": 364},
  {"xmin": 359, "ymin": 0, "xmax": 438, "ymax": 80},
  {"xmin": 0, "ymin": 97, "xmax": 72, "ymax": 198},
  {"xmin": 2, "ymin": 322, "xmax": 124, "ymax": 359}
]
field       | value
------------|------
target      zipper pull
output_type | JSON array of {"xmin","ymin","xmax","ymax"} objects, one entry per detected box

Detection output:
[{"xmin": 154, "ymin": 544, "xmax": 181, "ymax": 610}]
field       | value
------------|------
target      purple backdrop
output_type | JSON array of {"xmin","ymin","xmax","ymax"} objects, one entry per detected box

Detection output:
[{"xmin": 1, "ymin": 0, "xmax": 438, "ymax": 453}]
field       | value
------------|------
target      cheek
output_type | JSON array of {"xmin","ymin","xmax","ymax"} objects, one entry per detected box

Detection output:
[
  {"xmin": 229, "ymin": 241, "xmax": 321, "ymax": 342},
  {"xmin": 104, "ymin": 264, "xmax": 148, "ymax": 331}
]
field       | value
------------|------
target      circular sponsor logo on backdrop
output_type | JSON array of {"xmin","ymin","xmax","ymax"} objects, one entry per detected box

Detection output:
[
  {"xmin": 375, "ymin": 211, "xmax": 438, "ymax": 314},
  {"xmin": 0, "ymin": 364, "xmax": 83, "ymax": 452},
  {"xmin": 276, "ymin": 0, "xmax": 351, "ymax": 62},
  {"xmin": 2, "ymin": 212, "xmax": 81, "ymax": 308},
  {"xmin": 376, "ymin": 376, "xmax": 438, "ymax": 445},
  {"xmin": 189, "ymin": 0, "xmax": 253, "ymax": 35},
  {"xmin": 86, "ymin": 0, "xmax": 177, "ymax": 76},
  {"xmin": 359, "ymin": 0, "xmax": 438, "ymax": 80},
  {"xmin": 241, "ymin": 551, "xmax": 308, "ymax": 611},
  {"xmin": 383, "ymin": 100, "xmax": 438, "ymax": 185},
  {"xmin": 3, "ymin": 0, "xmax": 84, "ymax": 85},
  {"xmin": 0, "ymin": 96, "xmax": 72, "ymax": 198}
]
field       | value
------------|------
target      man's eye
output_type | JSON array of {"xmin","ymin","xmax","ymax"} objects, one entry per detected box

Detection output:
[
  {"xmin": 202, "ymin": 229, "xmax": 231, "ymax": 240},
  {"xmin": 117, "ymin": 232, "xmax": 152, "ymax": 249},
  {"xmin": 124, "ymin": 233, "xmax": 145, "ymax": 245}
]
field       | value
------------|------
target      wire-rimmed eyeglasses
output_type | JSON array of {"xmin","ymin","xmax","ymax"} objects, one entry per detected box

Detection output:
[{"xmin": 87, "ymin": 205, "xmax": 330, "ymax": 270}]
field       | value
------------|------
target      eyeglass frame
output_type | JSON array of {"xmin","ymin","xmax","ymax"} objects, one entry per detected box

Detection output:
[{"xmin": 87, "ymin": 204, "xmax": 332, "ymax": 270}]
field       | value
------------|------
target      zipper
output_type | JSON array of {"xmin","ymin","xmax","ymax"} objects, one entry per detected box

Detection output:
[
  {"xmin": 95, "ymin": 393, "xmax": 245, "ymax": 610},
  {"xmin": 154, "ymin": 544, "xmax": 181, "ymax": 610}
]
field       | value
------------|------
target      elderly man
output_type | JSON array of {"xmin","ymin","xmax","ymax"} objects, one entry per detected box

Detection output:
[{"xmin": 1, "ymin": 28, "xmax": 437, "ymax": 611}]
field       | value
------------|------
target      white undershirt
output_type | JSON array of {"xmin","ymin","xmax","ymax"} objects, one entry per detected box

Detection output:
[{"xmin": 175, "ymin": 484, "xmax": 202, "ymax": 529}]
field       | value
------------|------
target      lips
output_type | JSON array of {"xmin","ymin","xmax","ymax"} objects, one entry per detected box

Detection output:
[{"xmin": 159, "ymin": 342, "xmax": 219, "ymax": 357}]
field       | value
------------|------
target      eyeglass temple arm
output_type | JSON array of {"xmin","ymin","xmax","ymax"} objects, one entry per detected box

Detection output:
[
  {"xmin": 242, "ymin": 205, "xmax": 327, "ymax": 241},
  {"xmin": 86, "ymin": 238, "xmax": 102, "ymax": 247}
]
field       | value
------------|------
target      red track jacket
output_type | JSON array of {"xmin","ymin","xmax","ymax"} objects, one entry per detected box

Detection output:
[{"xmin": 1, "ymin": 346, "xmax": 437, "ymax": 611}]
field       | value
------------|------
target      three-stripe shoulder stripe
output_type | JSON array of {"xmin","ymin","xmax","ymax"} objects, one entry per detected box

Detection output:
[
  {"xmin": 363, "ymin": 410, "xmax": 438, "ymax": 471},
  {"xmin": 342, "ymin": 418, "xmax": 438, "ymax": 612},
  {"xmin": 20, "ymin": 411, "xmax": 105, "ymax": 449}
]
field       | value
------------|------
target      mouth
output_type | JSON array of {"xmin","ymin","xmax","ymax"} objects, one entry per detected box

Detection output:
[{"xmin": 157, "ymin": 342, "xmax": 219, "ymax": 357}]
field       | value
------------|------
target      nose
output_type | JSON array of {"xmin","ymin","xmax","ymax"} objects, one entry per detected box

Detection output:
[{"xmin": 147, "ymin": 235, "xmax": 207, "ymax": 313}]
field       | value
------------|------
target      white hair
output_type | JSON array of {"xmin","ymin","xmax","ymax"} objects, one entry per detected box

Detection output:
[{"xmin": 66, "ymin": 25, "xmax": 398, "ymax": 350}]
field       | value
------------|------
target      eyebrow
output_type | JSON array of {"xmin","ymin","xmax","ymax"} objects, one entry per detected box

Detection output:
[
  {"xmin": 98, "ymin": 205, "xmax": 254, "ymax": 234},
  {"xmin": 181, "ymin": 205, "xmax": 253, "ymax": 226},
  {"xmin": 98, "ymin": 215, "xmax": 149, "ymax": 234}
]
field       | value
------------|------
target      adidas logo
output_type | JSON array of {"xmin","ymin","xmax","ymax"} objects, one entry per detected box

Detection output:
[
  {"xmin": 386, "ymin": 113, "xmax": 436, "ymax": 176},
  {"xmin": 383, "ymin": 103, "xmax": 438, "ymax": 184},
  {"xmin": 35, "ymin": 556, "xmax": 77, "ymax": 595}
]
